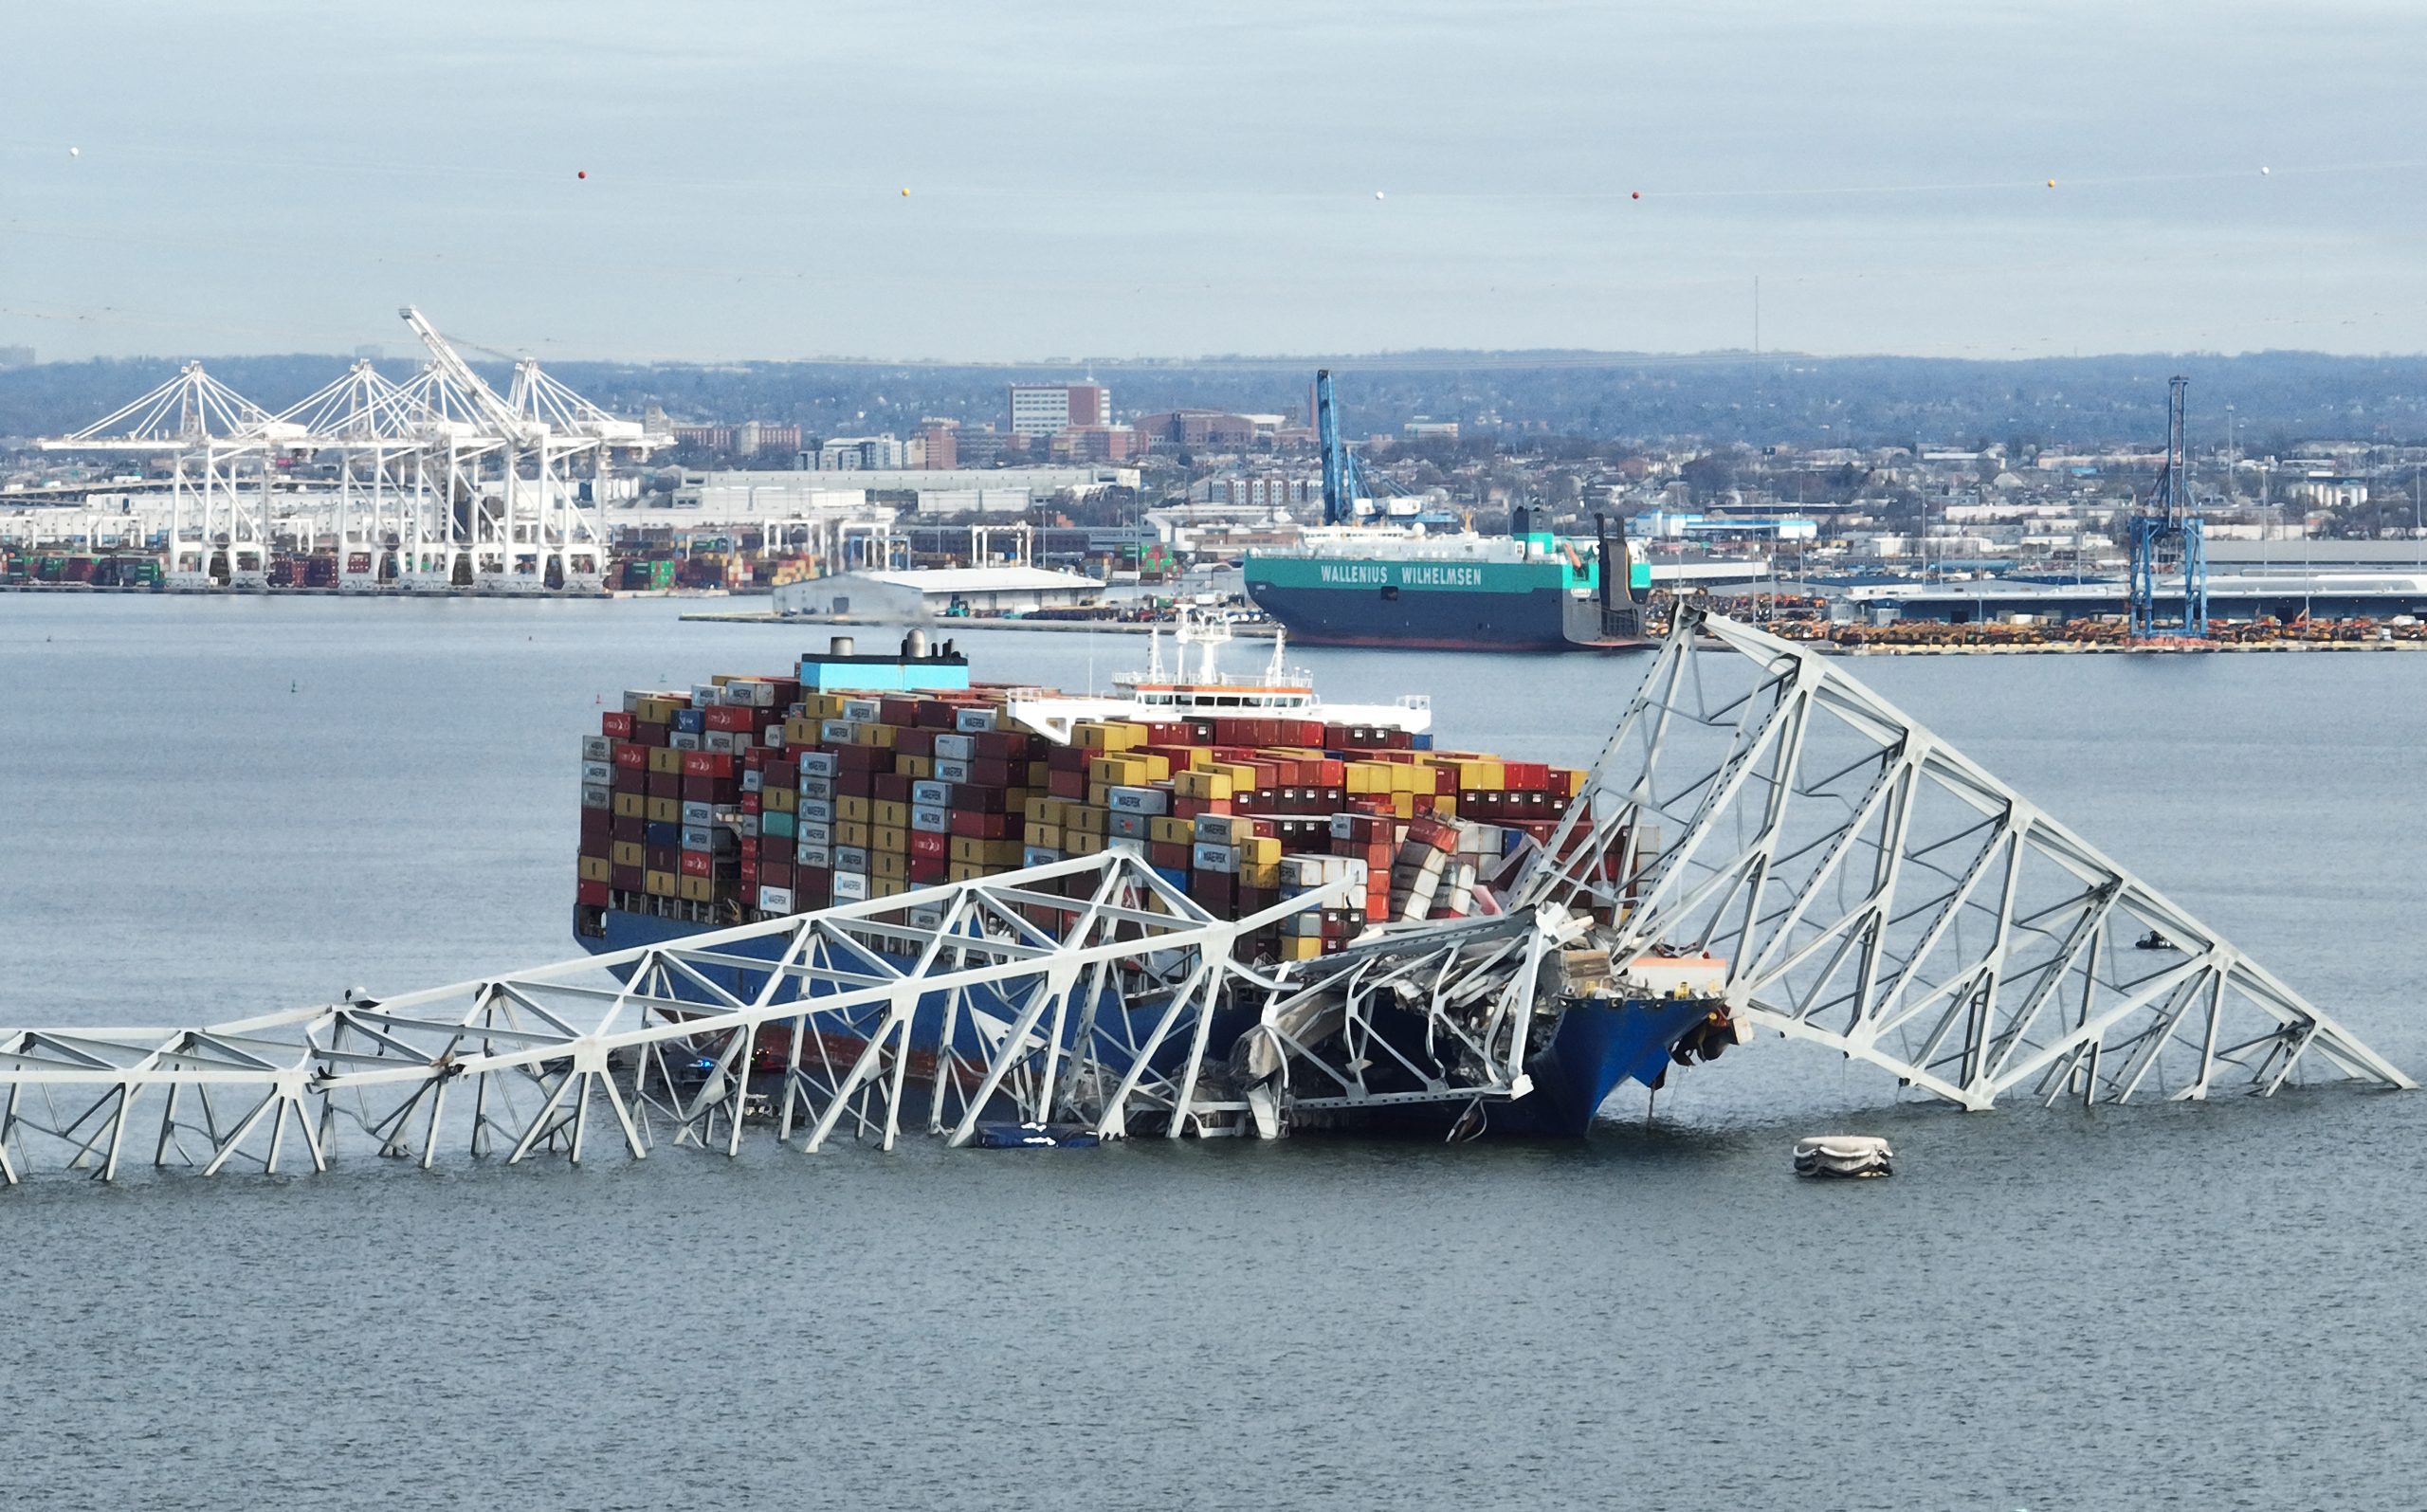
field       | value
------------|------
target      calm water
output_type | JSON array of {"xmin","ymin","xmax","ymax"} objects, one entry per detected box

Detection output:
[{"xmin": 5, "ymin": 595, "xmax": 2426, "ymax": 1511}]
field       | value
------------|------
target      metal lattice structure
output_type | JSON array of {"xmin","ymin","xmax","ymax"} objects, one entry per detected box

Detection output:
[
  {"xmin": 31, "ymin": 311, "xmax": 660, "ymax": 593},
  {"xmin": 1, "ymin": 613, "xmax": 2405, "ymax": 1189},
  {"xmin": 1520, "ymin": 609, "xmax": 2409, "ymax": 1107},
  {"xmin": 0, "ymin": 853, "xmax": 1351, "ymax": 1185}
]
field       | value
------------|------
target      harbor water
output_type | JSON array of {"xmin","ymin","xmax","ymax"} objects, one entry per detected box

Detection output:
[{"xmin": 6, "ymin": 595, "xmax": 2426, "ymax": 1511}]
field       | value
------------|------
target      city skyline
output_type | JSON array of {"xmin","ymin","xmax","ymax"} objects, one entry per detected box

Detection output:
[{"xmin": 8, "ymin": 1, "xmax": 2427, "ymax": 363}]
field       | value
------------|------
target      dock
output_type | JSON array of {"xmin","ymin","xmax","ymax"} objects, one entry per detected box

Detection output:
[{"xmin": 680, "ymin": 610, "xmax": 1282, "ymax": 636}]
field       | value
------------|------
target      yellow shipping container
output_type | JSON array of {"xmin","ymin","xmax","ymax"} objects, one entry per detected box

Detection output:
[
  {"xmin": 947, "ymin": 862, "xmax": 988, "ymax": 883},
  {"xmin": 803, "ymin": 693, "xmax": 844, "ymax": 720},
  {"xmin": 678, "ymin": 875, "xmax": 715, "ymax": 902},
  {"xmin": 984, "ymin": 839, "xmax": 1027, "ymax": 866},
  {"xmin": 1149, "ymin": 815, "xmax": 1195, "ymax": 845},
  {"xmin": 611, "ymin": 841, "xmax": 645, "ymax": 866},
  {"xmin": 1175, "ymin": 769, "xmax": 1233, "ymax": 800},
  {"xmin": 644, "ymin": 869, "xmax": 678, "ymax": 898},
  {"xmin": 873, "ymin": 826, "xmax": 908, "ymax": 854},
  {"xmin": 835, "ymin": 821, "xmax": 872, "ymax": 848},
  {"xmin": 873, "ymin": 799, "xmax": 909, "ymax": 828},
  {"xmin": 1067, "ymin": 805, "xmax": 1107, "ymax": 835},
  {"xmin": 783, "ymin": 717, "xmax": 821, "ymax": 745},
  {"xmin": 647, "ymin": 797, "xmax": 682, "ymax": 824},
  {"xmin": 764, "ymin": 787, "xmax": 797, "ymax": 813},
  {"xmin": 578, "ymin": 856, "xmax": 611, "ymax": 883},
  {"xmin": 836, "ymin": 795, "xmax": 873, "ymax": 822},
  {"xmin": 1025, "ymin": 823, "xmax": 1064, "ymax": 849},
  {"xmin": 872, "ymin": 876, "xmax": 908, "ymax": 898},
  {"xmin": 1391, "ymin": 791, "xmax": 1416, "ymax": 819},
  {"xmin": 1240, "ymin": 861, "xmax": 1280, "ymax": 889},
  {"xmin": 949, "ymin": 835, "xmax": 989, "ymax": 864},
  {"xmin": 1068, "ymin": 831, "xmax": 1104, "ymax": 856},
  {"xmin": 1281, "ymin": 935, "xmax": 1323, "ymax": 962},
  {"xmin": 612, "ymin": 792, "xmax": 646, "ymax": 819},
  {"xmin": 634, "ymin": 697, "xmax": 682, "ymax": 724},
  {"xmin": 1239, "ymin": 835, "xmax": 1282, "ymax": 865},
  {"xmin": 857, "ymin": 723, "xmax": 897, "ymax": 749},
  {"xmin": 895, "ymin": 755, "xmax": 933, "ymax": 780},
  {"xmin": 648, "ymin": 747, "xmax": 683, "ymax": 774},
  {"xmin": 873, "ymin": 851, "xmax": 907, "ymax": 880},
  {"xmin": 1025, "ymin": 795, "xmax": 1067, "ymax": 825}
]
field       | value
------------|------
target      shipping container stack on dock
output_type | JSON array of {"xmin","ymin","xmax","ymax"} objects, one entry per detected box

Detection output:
[{"xmin": 575, "ymin": 658, "xmax": 1589, "ymax": 963}]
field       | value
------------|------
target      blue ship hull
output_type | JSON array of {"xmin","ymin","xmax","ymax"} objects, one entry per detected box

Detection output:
[{"xmin": 579, "ymin": 909, "xmax": 1715, "ymax": 1137}]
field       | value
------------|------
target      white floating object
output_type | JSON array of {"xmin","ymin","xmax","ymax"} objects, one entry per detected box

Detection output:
[
  {"xmin": 1374, "ymin": 190, "xmax": 1385, "ymax": 200},
  {"xmin": 1795, "ymin": 1135, "xmax": 1893, "ymax": 1178},
  {"xmin": 2259, "ymin": 166, "xmax": 2271, "ymax": 175},
  {"xmin": 68, "ymin": 146, "xmax": 80, "ymax": 157}
]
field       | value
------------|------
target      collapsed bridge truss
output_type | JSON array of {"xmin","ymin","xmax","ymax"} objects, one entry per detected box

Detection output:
[{"xmin": 0, "ymin": 613, "xmax": 2406, "ymax": 1187}]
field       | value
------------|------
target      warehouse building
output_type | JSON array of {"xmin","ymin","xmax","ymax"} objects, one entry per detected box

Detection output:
[{"xmin": 774, "ymin": 566, "xmax": 1103, "ymax": 620}]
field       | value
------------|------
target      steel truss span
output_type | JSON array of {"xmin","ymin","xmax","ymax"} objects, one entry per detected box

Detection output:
[
  {"xmin": 1520, "ymin": 609, "xmax": 2411, "ymax": 1109},
  {"xmin": 0, "ymin": 853, "xmax": 1366, "ymax": 1186},
  {"xmin": 0, "ymin": 614, "xmax": 2406, "ymax": 1189}
]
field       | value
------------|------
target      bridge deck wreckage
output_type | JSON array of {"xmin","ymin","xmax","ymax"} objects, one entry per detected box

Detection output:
[{"xmin": 2, "ymin": 611, "xmax": 2408, "ymax": 1187}]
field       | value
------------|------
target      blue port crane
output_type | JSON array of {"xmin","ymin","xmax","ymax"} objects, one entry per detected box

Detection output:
[
  {"xmin": 1315, "ymin": 368, "xmax": 1366, "ymax": 526},
  {"xmin": 2127, "ymin": 375, "xmax": 2209, "ymax": 638}
]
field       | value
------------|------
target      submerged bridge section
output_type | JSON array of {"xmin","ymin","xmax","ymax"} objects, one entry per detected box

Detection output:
[{"xmin": 0, "ymin": 613, "xmax": 2407, "ymax": 1187}]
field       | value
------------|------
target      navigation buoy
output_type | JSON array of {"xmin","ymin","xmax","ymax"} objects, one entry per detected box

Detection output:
[
  {"xmin": 1630, "ymin": 191, "xmax": 1640, "ymax": 200},
  {"xmin": 67, "ymin": 146, "xmax": 80, "ymax": 158},
  {"xmin": 576, "ymin": 170, "xmax": 587, "ymax": 179},
  {"xmin": 1374, "ymin": 190, "xmax": 1385, "ymax": 200},
  {"xmin": 900, "ymin": 187, "xmax": 910, "ymax": 197},
  {"xmin": 2260, "ymin": 165, "xmax": 2272, "ymax": 176},
  {"xmin": 2045, "ymin": 178, "xmax": 2056, "ymax": 189}
]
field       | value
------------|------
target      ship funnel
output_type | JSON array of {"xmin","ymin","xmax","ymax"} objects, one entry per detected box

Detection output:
[
  {"xmin": 903, "ymin": 628, "xmax": 928, "ymax": 657},
  {"xmin": 830, "ymin": 634, "xmax": 855, "ymax": 655}
]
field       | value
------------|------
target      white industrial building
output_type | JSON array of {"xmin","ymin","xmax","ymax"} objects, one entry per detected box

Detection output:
[{"xmin": 774, "ymin": 566, "xmax": 1103, "ymax": 620}]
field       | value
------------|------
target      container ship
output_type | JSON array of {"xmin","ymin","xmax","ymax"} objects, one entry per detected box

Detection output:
[
  {"xmin": 1243, "ymin": 507, "xmax": 1651, "ymax": 651},
  {"xmin": 570, "ymin": 617, "xmax": 1734, "ymax": 1137}
]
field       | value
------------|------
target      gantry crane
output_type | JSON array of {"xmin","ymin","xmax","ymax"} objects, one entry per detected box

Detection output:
[{"xmin": 2127, "ymin": 375, "xmax": 2208, "ymax": 638}]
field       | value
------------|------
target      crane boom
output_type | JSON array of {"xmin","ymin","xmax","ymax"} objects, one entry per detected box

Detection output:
[{"xmin": 398, "ymin": 305, "xmax": 527, "ymax": 440}]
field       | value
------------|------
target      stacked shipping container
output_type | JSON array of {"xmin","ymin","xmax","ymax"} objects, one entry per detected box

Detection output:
[{"xmin": 575, "ymin": 668, "xmax": 1591, "ymax": 964}]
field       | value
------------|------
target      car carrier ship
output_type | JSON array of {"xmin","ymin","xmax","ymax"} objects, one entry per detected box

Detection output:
[
  {"xmin": 569, "ymin": 614, "xmax": 1737, "ymax": 1137},
  {"xmin": 1240, "ymin": 372, "xmax": 1651, "ymax": 651}
]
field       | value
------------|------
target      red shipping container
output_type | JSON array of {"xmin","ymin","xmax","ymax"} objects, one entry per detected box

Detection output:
[
  {"xmin": 601, "ymin": 711, "xmax": 634, "ymax": 738},
  {"xmin": 578, "ymin": 808, "xmax": 612, "ymax": 844},
  {"xmin": 874, "ymin": 772, "xmax": 912, "ymax": 803},
  {"xmin": 611, "ymin": 814, "xmax": 646, "ymax": 841},
  {"xmin": 910, "ymin": 831, "xmax": 948, "ymax": 859},
  {"xmin": 880, "ymin": 697, "xmax": 922, "ymax": 725},
  {"xmin": 703, "ymin": 705, "xmax": 756, "ymax": 733},
  {"xmin": 761, "ymin": 861, "xmax": 793, "ymax": 889},
  {"xmin": 682, "ymin": 751, "xmax": 734, "ymax": 778},
  {"xmin": 838, "ymin": 770, "xmax": 877, "ymax": 798},
  {"xmin": 680, "ymin": 851, "xmax": 713, "ymax": 879},
  {"xmin": 576, "ymin": 880, "xmax": 611, "ymax": 906},
  {"xmin": 1147, "ymin": 841, "xmax": 1191, "ymax": 871},
  {"xmin": 836, "ymin": 744, "xmax": 887, "ymax": 772},
  {"xmin": 630, "ymin": 720, "xmax": 668, "ymax": 748},
  {"xmin": 948, "ymin": 784, "xmax": 1007, "ymax": 814},
  {"xmin": 794, "ymin": 866, "xmax": 833, "ymax": 907},
  {"xmin": 612, "ymin": 742, "xmax": 648, "ymax": 770},
  {"xmin": 916, "ymin": 701, "xmax": 958, "ymax": 730},
  {"xmin": 973, "ymin": 729, "xmax": 1031, "ymax": 760},
  {"xmin": 907, "ymin": 853, "xmax": 950, "ymax": 884},
  {"xmin": 1047, "ymin": 746, "xmax": 1090, "ymax": 774},
  {"xmin": 1048, "ymin": 770, "xmax": 1087, "ymax": 799},
  {"xmin": 611, "ymin": 864, "xmax": 644, "ymax": 890},
  {"xmin": 894, "ymin": 726, "xmax": 936, "ymax": 757},
  {"xmin": 739, "ymin": 859, "xmax": 758, "ymax": 884},
  {"xmin": 740, "ymin": 792, "xmax": 761, "ymax": 814},
  {"xmin": 648, "ymin": 771, "xmax": 682, "ymax": 799},
  {"xmin": 949, "ymin": 811, "xmax": 1007, "ymax": 840}
]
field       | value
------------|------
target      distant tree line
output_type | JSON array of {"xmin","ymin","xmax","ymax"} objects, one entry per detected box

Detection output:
[{"xmin": 9, "ymin": 349, "xmax": 2427, "ymax": 452}]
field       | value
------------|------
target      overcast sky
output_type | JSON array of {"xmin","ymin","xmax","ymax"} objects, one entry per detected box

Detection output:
[{"xmin": 7, "ymin": 0, "xmax": 2425, "ymax": 363}]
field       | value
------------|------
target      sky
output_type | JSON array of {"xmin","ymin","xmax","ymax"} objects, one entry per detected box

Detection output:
[{"xmin": 6, "ymin": 0, "xmax": 2426, "ymax": 364}]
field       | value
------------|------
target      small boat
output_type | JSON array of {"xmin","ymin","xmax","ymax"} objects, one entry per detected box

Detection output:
[
  {"xmin": 1794, "ymin": 1135, "xmax": 1893, "ymax": 1178},
  {"xmin": 2133, "ymin": 929, "xmax": 2178, "ymax": 952}
]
